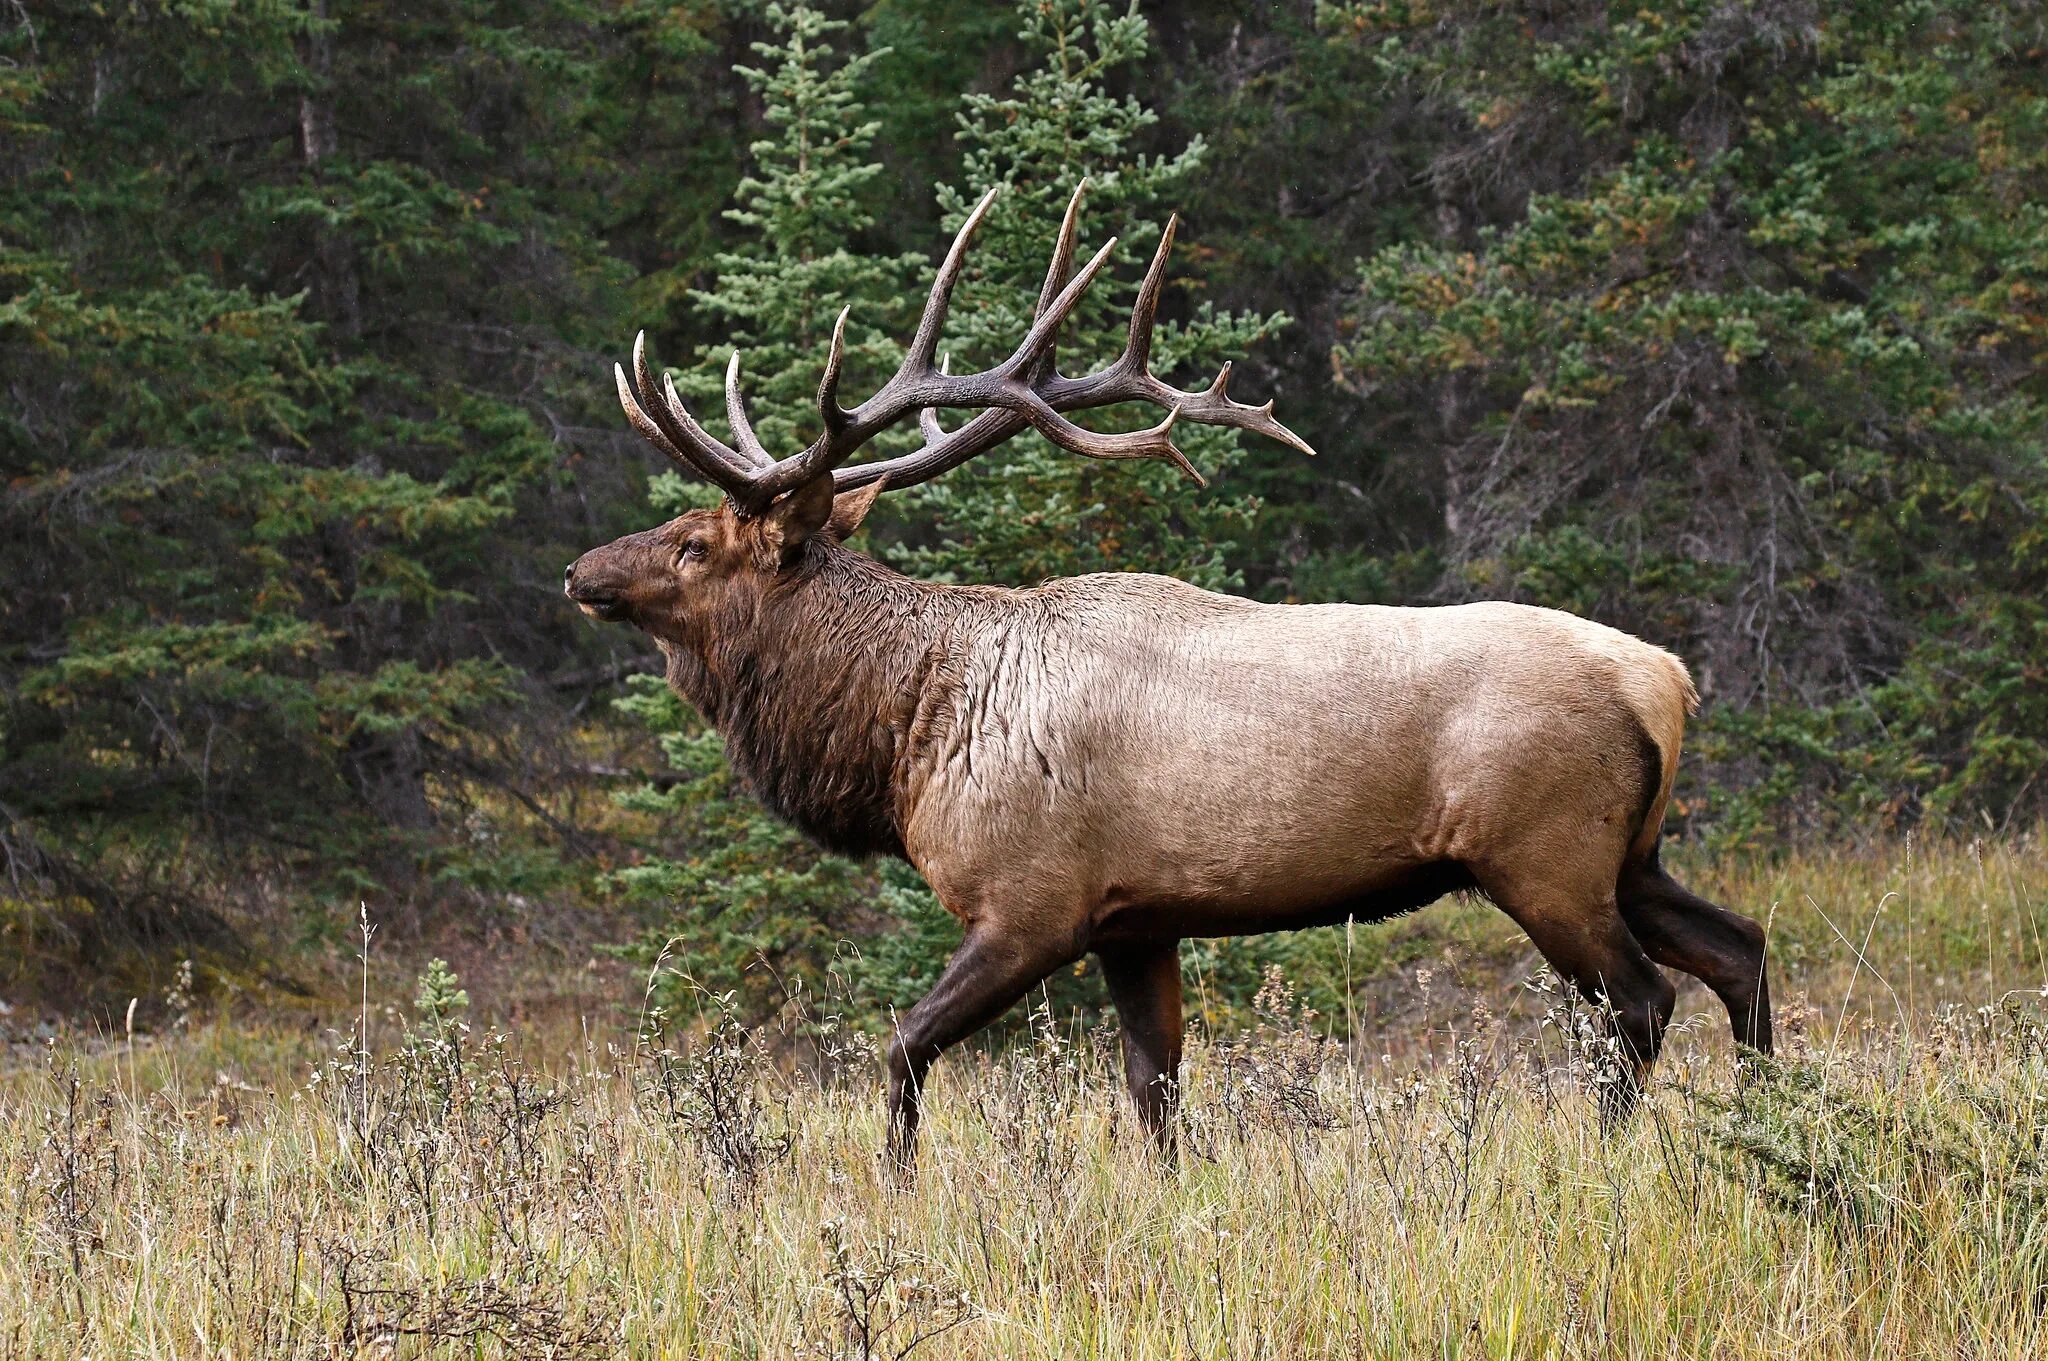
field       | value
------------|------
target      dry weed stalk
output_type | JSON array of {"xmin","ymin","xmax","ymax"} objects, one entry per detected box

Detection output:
[
  {"xmin": 965, "ymin": 997, "xmax": 1087, "ymax": 1186},
  {"xmin": 1187, "ymin": 966, "xmax": 1346, "ymax": 1158},
  {"xmin": 26, "ymin": 1055, "xmax": 118, "ymax": 1333},
  {"xmin": 326, "ymin": 1238, "xmax": 616, "ymax": 1359},
  {"xmin": 798, "ymin": 1217, "xmax": 975, "ymax": 1361}
]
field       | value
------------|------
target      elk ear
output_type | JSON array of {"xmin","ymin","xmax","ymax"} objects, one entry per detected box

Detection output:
[
  {"xmin": 826, "ymin": 478, "xmax": 887, "ymax": 542},
  {"xmin": 758, "ymin": 474, "xmax": 837, "ymax": 566}
]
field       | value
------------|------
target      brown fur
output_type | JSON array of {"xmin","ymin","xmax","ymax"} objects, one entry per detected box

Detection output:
[
  {"xmin": 566, "ymin": 483, "xmax": 1773, "ymax": 1169},
  {"xmin": 566, "ymin": 487, "xmax": 946, "ymax": 856}
]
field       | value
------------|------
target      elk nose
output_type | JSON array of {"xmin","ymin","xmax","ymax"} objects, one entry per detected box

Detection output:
[{"xmin": 562, "ymin": 562, "xmax": 576, "ymax": 594}]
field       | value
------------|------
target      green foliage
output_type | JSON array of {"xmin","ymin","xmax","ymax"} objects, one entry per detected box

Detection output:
[
  {"xmin": 1698, "ymin": 1005, "xmax": 2048, "ymax": 1266},
  {"xmin": 611, "ymin": 672, "xmax": 877, "ymax": 1016},
  {"xmin": 671, "ymin": 1, "xmax": 922, "ymax": 457},
  {"xmin": 0, "ymin": 0, "xmax": 679, "ymax": 951},
  {"xmin": 411, "ymin": 957, "xmax": 470, "ymax": 1035}
]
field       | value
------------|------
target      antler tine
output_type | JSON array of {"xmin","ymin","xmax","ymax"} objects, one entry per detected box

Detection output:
[
  {"xmin": 816, "ymin": 305, "xmax": 853, "ymax": 446},
  {"xmin": 724, "ymin": 352, "xmax": 773, "ymax": 468},
  {"xmin": 1114, "ymin": 213, "xmax": 1179, "ymax": 381},
  {"xmin": 841, "ymin": 392, "xmax": 1205, "ymax": 492},
  {"xmin": 829, "ymin": 406, "xmax": 1016, "ymax": 492},
  {"xmin": 1018, "ymin": 399, "xmax": 1205, "ymax": 487},
  {"xmin": 1024, "ymin": 180, "xmax": 1089, "ymax": 382},
  {"xmin": 656, "ymin": 371, "xmax": 747, "ymax": 475},
  {"xmin": 630, "ymin": 328, "xmax": 663, "ymax": 414},
  {"xmin": 917, "ymin": 354, "xmax": 953, "ymax": 447},
  {"xmin": 1127, "ymin": 363, "xmax": 1320, "ymax": 458},
  {"xmin": 618, "ymin": 333, "xmax": 761, "ymax": 493},
  {"xmin": 1001, "ymin": 233, "xmax": 1119, "ymax": 381},
  {"xmin": 901, "ymin": 186, "xmax": 1001, "ymax": 376},
  {"xmin": 636, "ymin": 331, "xmax": 718, "ymax": 469},
  {"xmin": 615, "ymin": 362, "xmax": 689, "ymax": 466},
  {"xmin": 1034, "ymin": 180, "xmax": 1089, "ymax": 318}
]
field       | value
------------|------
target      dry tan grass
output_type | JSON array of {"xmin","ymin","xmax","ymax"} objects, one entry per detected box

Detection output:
[{"xmin": 3, "ymin": 836, "xmax": 2045, "ymax": 1359}]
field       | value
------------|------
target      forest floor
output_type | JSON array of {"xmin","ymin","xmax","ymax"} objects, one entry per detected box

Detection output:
[{"xmin": 2, "ymin": 835, "xmax": 2044, "ymax": 1358}]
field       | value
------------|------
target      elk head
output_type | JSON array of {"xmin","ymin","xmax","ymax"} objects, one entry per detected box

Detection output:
[
  {"xmin": 562, "ymin": 475, "xmax": 882, "ymax": 649},
  {"xmin": 564, "ymin": 183, "xmax": 1316, "ymax": 648}
]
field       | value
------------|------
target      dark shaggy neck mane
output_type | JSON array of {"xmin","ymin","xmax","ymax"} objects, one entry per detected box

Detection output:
[{"xmin": 663, "ymin": 541, "xmax": 981, "ymax": 859}]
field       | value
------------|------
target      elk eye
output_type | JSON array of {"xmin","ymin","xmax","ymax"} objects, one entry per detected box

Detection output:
[{"xmin": 678, "ymin": 539, "xmax": 706, "ymax": 565}]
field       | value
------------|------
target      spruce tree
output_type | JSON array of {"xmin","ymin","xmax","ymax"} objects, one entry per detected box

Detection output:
[
  {"xmin": 667, "ymin": 1, "xmax": 922, "ymax": 474},
  {"xmin": 0, "ymin": 0, "xmax": 673, "ymax": 975}
]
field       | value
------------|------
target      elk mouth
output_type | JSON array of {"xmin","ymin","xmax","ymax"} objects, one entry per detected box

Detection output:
[{"xmin": 565, "ymin": 582, "xmax": 630, "ymax": 622}]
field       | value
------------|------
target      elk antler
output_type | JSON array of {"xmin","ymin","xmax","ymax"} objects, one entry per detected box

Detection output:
[{"xmin": 614, "ymin": 183, "xmax": 1316, "ymax": 516}]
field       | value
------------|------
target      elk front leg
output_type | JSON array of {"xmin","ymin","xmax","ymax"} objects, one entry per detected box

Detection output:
[
  {"xmin": 1097, "ymin": 940, "xmax": 1184, "ymax": 1158},
  {"xmin": 886, "ymin": 926, "xmax": 1071, "ymax": 1174}
]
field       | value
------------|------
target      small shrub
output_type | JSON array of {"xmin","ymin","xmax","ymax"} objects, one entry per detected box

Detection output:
[
  {"xmin": 635, "ymin": 989, "xmax": 794, "ymax": 1194},
  {"xmin": 798, "ymin": 1218, "xmax": 975, "ymax": 1361},
  {"xmin": 1189, "ymin": 966, "xmax": 1345, "ymax": 1155},
  {"xmin": 1697, "ymin": 1001, "xmax": 2048, "ymax": 1302}
]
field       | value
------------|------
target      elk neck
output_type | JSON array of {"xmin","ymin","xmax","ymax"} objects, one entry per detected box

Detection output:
[{"xmin": 661, "ymin": 539, "xmax": 983, "ymax": 860}]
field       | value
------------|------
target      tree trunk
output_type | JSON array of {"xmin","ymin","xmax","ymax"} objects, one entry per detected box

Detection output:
[{"xmin": 299, "ymin": 1, "xmax": 359, "ymax": 337}]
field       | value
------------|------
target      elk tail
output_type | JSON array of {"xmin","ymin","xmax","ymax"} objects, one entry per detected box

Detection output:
[{"xmin": 1624, "ymin": 647, "xmax": 1698, "ymax": 868}]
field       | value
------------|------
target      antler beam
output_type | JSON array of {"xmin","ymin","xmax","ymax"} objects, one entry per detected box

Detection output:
[{"xmin": 613, "ymin": 183, "xmax": 1315, "ymax": 515}]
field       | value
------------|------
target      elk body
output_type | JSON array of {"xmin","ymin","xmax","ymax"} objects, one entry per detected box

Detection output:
[{"xmin": 566, "ymin": 187, "xmax": 1773, "ymax": 1168}]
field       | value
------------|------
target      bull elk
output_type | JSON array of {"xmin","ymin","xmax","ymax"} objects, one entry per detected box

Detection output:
[{"xmin": 566, "ymin": 185, "xmax": 1773, "ymax": 1168}]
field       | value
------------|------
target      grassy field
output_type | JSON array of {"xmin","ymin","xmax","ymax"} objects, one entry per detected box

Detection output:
[{"xmin": 3, "ymin": 835, "xmax": 2046, "ymax": 1359}]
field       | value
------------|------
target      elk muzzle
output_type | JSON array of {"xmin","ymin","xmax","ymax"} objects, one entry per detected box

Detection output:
[{"xmin": 563, "ymin": 547, "xmax": 635, "ymax": 622}]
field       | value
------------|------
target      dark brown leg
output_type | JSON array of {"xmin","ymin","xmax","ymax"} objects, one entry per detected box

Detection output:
[
  {"xmin": 1476, "ymin": 869, "xmax": 1677, "ymax": 1123},
  {"xmin": 1618, "ymin": 855, "xmax": 1773, "ymax": 1054},
  {"xmin": 1097, "ymin": 940, "xmax": 1184, "ymax": 1158},
  {"xmin": 886, "ymin": 927, "xmax": 1073, "ymax": 1174}
]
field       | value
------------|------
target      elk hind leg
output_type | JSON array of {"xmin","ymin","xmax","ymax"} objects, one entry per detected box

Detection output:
[
  {"xmin": 886, "ymin": 927, "xmax": 1073, "ymax": 1175},
  {"xmin": 1097, "ymin": 940, "xmax": 1184, "ymax": 1159},
  {"xmin": 1618, "ymin": 853, "xmax": 1773, "ymax": 1055},
  {"xmin": 1478, "ymin": 867, "xmax": 1676, "ymax": 1123}
]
